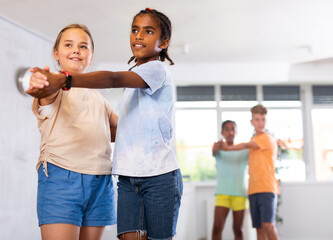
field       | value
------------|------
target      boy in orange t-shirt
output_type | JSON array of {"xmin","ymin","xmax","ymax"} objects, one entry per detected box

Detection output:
[{"xmin": 221, "ymin": 104, "xmax": 279, "ymax": 240}]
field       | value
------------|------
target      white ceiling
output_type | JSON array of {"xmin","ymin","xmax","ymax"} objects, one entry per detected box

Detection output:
[{"xmin": 2, "ymin": 0, "xmax": 333, "ymax": 66}]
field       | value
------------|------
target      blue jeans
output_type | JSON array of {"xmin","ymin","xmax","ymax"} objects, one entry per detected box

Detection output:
[{"xmin": 117, "ymin": 169, "xmax": 183, "ymax": 240}]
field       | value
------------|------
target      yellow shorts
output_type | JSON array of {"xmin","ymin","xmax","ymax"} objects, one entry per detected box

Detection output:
[{"xmin": 215, "ymin": 194, "xmax": 249, "ymax": 211}]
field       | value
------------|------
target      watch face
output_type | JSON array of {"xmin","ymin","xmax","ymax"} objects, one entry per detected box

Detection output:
[{"xmin": 16, "ymin": 68, "xmax": 32, "ymax": 96}]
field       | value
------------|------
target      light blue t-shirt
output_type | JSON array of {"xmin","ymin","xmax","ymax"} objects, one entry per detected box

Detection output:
[
  {"xmin": 112, "ymin": 60, "xmax": 179, "ymax": 177},
  {"xmin": 214, "ymin": 149, "xmax": 249, "ymax": 197}
]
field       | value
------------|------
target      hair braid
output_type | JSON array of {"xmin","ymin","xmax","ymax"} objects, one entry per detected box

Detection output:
[
  {"xmin": 160, "ymin": 49, "xmax": 174, "ymax": 65},
  {"xmin": 127, "ymin": 56, "xmax": 136, "ymax": 65}
]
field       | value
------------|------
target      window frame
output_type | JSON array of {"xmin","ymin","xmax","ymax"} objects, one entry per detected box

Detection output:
[{"xmin": 175, "ymin": 84, "xmax": 315, "ymax": 182}]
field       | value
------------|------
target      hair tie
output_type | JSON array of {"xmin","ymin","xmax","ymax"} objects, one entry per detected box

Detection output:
[{"xmin": 141, "ymin": 8, "xmax": 152, "ymax": 13}]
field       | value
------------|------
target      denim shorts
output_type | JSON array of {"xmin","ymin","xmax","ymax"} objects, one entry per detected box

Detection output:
[
  {"xmin": 249, "ymin": 192, "xmax": 277, "ymax": 228},
  {"xmin": 37, "ymin": 162, "xmax": 117, "ymax": 227},
  {"xmin": 117, "ymin": 169, "xmax": 183, "ymax": 240}
]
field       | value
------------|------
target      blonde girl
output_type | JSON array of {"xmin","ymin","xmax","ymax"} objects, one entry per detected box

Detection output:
[{"xmin": 31, "ymin": 24, "xmax": 118, "ymax": 240}]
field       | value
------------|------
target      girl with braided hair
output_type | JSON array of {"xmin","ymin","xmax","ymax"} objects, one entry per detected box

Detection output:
[{"xmin": 27, "ymin": 8, "xmax": 183, "ymax": 240}]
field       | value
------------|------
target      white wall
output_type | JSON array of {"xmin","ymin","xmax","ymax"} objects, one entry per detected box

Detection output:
[
  {"xmin": 278, "ymin": 182, "xmax": 333, "ymax": 240},
  {"xmin": 0, "ymin": 15, "xmax": 53, "ymax": 240},
  {"xmin": 290, "ymin": 59, "xmax": 333, "ymax": 83}
]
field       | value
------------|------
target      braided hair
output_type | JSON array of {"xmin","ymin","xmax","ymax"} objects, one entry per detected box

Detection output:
[{"xmin": 128, "ymin": 8, "xmax": 175, "ymax": 65}]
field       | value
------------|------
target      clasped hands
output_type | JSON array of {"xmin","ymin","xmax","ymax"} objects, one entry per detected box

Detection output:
[
  {"xmin": 213, "ymin": 139, "xmax": 228, "ymax": 151},
  {"xmin": 25, "ymin": 66, "xmax": 64, "ymax": 98}
]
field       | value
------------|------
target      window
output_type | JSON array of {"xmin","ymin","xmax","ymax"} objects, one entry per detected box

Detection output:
[
  {"xmin": 176, "ymin": 86, "xmax": 216, "ymax": 108},
  {"xmin": 311, "ymin": 86, "xmax": 333, "ymax": 181},
  {"xmin": 263, "ymin": 86, "xmax": 305, "ymax": 181},
  {"xmin": 311, "ymin": 109, "xmax": 333, "ymax": 181},
  {"xmin": 266, "ymin": 109, "xmax": 305, "ymax": 181},
  {"xmin": 174, "ymin": 84, "xmax": 333, "ymax": 183},
  {"xmin": 175, "ymin": 109, "xmax": 217, "ymax": 181},
  {"xmin": 220, "ymin": 86, "xmax": 257, "ymax": 108},
  {"xmin": 177, "ymin": 86, "xmax": 215, "ymax": 101},
  {"xmin": 175, "ymin": 86, "xmax": 217, "ymax": 181},
  {"xmin": 312, "ymin": 86, "xmax": 333, "ymax": 104},
  {"xmin": 263, "ymin": 86, "xmax": 302, "ymax": 108}
]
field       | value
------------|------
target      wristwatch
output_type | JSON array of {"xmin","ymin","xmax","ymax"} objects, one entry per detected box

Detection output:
[{"xmin": 60, "ymin": 71, "xmax": 72, "ymax": 91}]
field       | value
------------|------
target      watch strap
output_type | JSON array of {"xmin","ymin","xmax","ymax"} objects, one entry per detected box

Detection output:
[{"xmin": 60, "ymin": 71, "xmax": 72, "ymax": 91}]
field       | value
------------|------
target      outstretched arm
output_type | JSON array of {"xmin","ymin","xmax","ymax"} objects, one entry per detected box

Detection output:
[
  {"xmin": 26, "ymin": 67, "xmax": 148, "ymax": 98},
  {"xmin": 73, "ymin": 71, "xmax": 147, "ymax": 88},
  {"xmin": 222, "ymin": 141, "xmax": 259, "ymax": 151}
]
